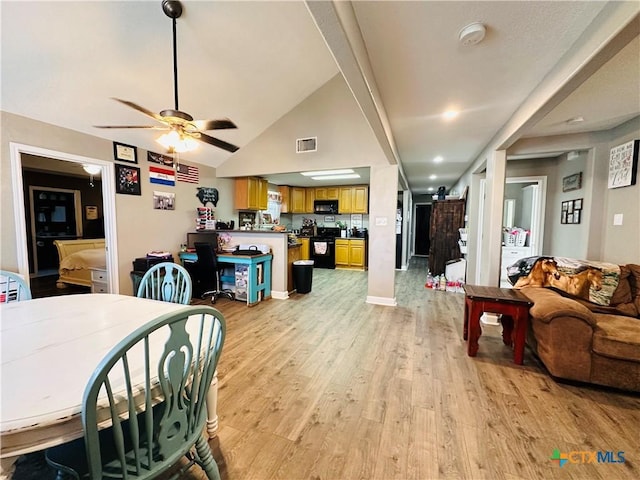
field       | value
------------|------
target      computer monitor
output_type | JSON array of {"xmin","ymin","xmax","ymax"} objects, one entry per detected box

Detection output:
[{"xmin": 186, "ymin": 232, "xmax": 218, "ymax": 250}]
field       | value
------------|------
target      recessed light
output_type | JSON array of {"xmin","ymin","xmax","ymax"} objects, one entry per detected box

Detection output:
[
  {"xmin": 442, "ymin": 109, "xmax": 459, "ymax": 120},
  {"xmin": 566, "ymin": 116, "xmax": 584, "ymax": 125},
  {"xmin": 310, "ymin": 174, "xmax": 360, "ymax": 181},
  {"xmin": 433, "ymin": 156, "xmax": 443, "ymax": 163},
  {"xmin": 427, "ymin": 187, "xmax": 434, "ymax": 192},
  {"xmin": 301, "ymin": 169, "xmax": 354, "ymax": 177},
  {"xmin": 429, "ymin": 174, "xmax": 437, "ymax": 180}
]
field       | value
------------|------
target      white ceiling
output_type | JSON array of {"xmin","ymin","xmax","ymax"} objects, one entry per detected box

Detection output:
[{"xmin": 2, "ymin": 1, "xmax": 638, "ymax": 195}]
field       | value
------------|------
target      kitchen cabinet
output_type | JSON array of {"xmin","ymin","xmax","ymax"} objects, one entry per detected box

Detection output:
[
  {"xmin": 336, "ymin": 238, "xmax": 366, "ymax": 270},
  {"xmin": 339, "ymin": 188, "xmax": 353, "ymax": 214},
  {"xmin": 291, "ymin": 187, "xmax": 306, "ymax": 213},
  {"xmin": 235, "ymin": 177, "xmax": 268, "ymax": 211},
  {"xmin": 338, "ymin": 186, "xmax": 368, "ymax": 214},
  {"xmin": 335, "ymin": 239, "xmax": 349, "ymax": 267},
  {"xmin": 304, "ymin": 187, "xmax": 315, "ymax": 213},
  {"xmin": 300, "ymin": 237, "xmax": 310, "ymax": 260},
  {"xmin": 287, "ymin": 244, "xmax": 301, "ymax": 293},
  {"xmin": 349, "ymin": 239, "xmax": 366, "ymax": 268},
  {"xmin": 352, "ymin": 186, "xmax": 368, "ymax": 214},
  {"xmin": 279, "ymin": 186, "xmax": 290, "ymax": 213},
  {"xmin": 428, "ymin": 199, "xmax": 465, "ymax": 276},
  {"xmin": 315, "ymin": 187, "xmax": 339, "ymax": 200}
]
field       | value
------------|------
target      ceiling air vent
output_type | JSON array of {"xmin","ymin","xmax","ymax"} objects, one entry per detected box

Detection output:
[{"xmin": 296, "ymin": 137, "xmax": 317, "ymax": 153}]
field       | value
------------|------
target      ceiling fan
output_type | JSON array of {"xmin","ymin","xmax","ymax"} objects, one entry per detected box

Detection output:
[{"xmin": 95, "ymin": 0, "xmax": 239, "ymax": 153}]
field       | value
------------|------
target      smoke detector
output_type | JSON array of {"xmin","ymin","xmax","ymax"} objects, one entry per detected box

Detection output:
[{"xmin": 459, "ymin": 22, "xmax": 486, "ymax": 46}]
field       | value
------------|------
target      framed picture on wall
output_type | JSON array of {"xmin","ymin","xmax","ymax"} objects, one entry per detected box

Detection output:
[
  {"xmin": 115, "ymin": 164, "xmax": 141, "ymax": 195},
  {"xmin": 562, "ymin": 172, "xmax": 582, "ymax": 192},
  {"xmin": 561, "ymin": 210, "xmax": 567, "ymax": 224},
  {"xmin": 608, "ymin": 139, "xmax": 639, "ymax": 188},
  {"xmin": 113, "ymin": 142, "xmax": 138, "ymax": 164}
]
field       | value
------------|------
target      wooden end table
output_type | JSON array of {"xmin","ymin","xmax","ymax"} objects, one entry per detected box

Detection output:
[{"xmin": 462, "ymin": 285, "xmax": 533, "ymax": 365}]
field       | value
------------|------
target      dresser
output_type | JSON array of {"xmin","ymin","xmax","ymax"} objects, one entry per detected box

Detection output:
[{"xmin": 90, "ymin": 268, "xmax": 109, "ymax": 293}]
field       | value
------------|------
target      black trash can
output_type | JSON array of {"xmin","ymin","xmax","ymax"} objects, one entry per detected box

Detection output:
[{"xmin": 293, "ymin": 260, "xmax": 314, "ymax": 293}]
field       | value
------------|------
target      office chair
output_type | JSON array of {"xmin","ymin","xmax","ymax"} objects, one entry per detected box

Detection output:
[
  {"xmin": 194, "ymin": 242, "xmax": 235, "ymax": 304},
  {"xmin": 0, "ymin": 270, "xmax": 32, "ymax": 302},
  {"xmin": 136, "ymin": 262, "xmax": 192, "ymax": 305},
  {"xmin": 45, "ymin": 305, "xmax": 225, "ymax": 480}
]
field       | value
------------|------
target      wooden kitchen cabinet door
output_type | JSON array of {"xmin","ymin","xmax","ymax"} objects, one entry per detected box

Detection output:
[{"xmin": 335, "ymin": 239, "xmax": 349, "ymax": 266}]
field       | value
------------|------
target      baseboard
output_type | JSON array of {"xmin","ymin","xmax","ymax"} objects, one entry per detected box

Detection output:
[
  {"xmin": 366, "ymin": 295, "xmax": 397, "ymax": 306},
  {"xmin": 271, "ymin": 290, "xmax": 289, "ymax": 300}
]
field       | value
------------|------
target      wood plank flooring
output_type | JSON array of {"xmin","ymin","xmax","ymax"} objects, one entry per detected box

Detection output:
[{"xmin": 13, "ymin": 257, "xmax": 640, "ymax": 479}]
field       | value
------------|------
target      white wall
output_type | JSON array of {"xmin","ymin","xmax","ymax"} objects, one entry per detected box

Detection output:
[
  {"xmin": 216, "ymin": 74, "xmax": 389, "ymax": 178},
  {"xmin": 1, "ymin": 112, "xmax": 234, "ymax": 294},
  {"xmin": 601, "ymin": 117, "xmax": 640, "ymax": 263}
]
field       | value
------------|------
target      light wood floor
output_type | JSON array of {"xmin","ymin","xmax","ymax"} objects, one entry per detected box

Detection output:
[
  {"xmin": 15, "ymin": 257, "xmax": 639, "ymax": 479},
  {"xmin": 186, "ymin": 256, "xmax": 639, "ymax": 480}
]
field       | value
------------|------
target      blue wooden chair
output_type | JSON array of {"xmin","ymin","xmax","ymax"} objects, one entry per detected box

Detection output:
[
  {"xmin": 136, "ymin": 262, "xmax": 192, "ymax": 305},
  {"xmin": 45, "ymin": 305, "xmax": 225, "ymax": 479},
  {"xmin": 0, "ymin": 270, "xmax": 32, "ymax": 302}
]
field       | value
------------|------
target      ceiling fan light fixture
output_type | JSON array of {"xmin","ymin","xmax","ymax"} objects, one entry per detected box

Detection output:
[
  {"xmin": 83, "ymin": 164, "xmax": 101, "ymax": 175},
  {"xmin": 157, "ymin": 130, "xmax": 198, "ymax": 153}
]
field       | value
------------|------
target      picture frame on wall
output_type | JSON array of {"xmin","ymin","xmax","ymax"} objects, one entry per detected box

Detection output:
[
  {"xmin": 608, "ymin": 139, "xmax": 639, "ymax": 188},
  {"xmin": 562, "ymin": 172, "xmax": 582, "ymax": 192},
  {"xmin": 113, "ymin": 142, "xmax": 138, "ymax": 164},
  {"xmin": 561, "ymin": 210, "xmax": 567, "ymax": 224},
  {"xmin": 115, "ymin": 164, "xmax": 141, "ymax": 195},
  {"xmin": 574, "ymin": 198, "xmax": 583, "ymax": 210}
]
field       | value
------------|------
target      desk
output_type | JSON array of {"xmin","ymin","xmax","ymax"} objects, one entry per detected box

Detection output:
[
  {"xmin": 179, "ymin": 252, "xmax": 272, "ymax": 306},
  {"xmin": 462, "ymin": 285, "xmax": 533, "ymax": 365},
  {"xmin": 0, "ymin": 294, "xmax": 222, "ymax": 477}
]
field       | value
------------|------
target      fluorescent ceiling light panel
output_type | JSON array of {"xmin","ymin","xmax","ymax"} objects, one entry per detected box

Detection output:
[
  {"xmin": 301, "ymin": 169, "xmax": 354, "ymax": 177},
  {"xmin": 310, "ymin": 174, "xmax": 360, "ymax": 181}
]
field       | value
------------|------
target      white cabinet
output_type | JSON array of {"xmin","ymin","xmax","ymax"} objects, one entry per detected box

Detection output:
[{"xmin": 501, "ymin": 247, "xmax": 532, "ymax": 288}]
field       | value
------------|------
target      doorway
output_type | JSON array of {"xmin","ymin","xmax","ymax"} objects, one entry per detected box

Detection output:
[
  {"xmin": 414, "ymin": 203, "xmax": 431, "ymax": 256},
  {"xmin": 9, "ymin": 142, "xmax": 120, "ymax": 294},
  {"xmin": 476, "ymin": 176, "xmax": 547, "ymax": 286}
]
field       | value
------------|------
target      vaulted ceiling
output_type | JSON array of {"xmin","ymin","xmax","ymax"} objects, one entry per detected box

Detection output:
[{"xmin": 2, "ymin": 1, "xmax": 638, "ymax": 194}]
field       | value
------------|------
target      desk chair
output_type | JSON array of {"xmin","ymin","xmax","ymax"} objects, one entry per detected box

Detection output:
[
  {"xmin": 45, "ymin": 305, "xmax": 225, "ymax": 480},
  {"xmin": 194, "ymin": 243, "xmax": 235, "ymax": 304},
  {"xmin": 136, "ymin": 262, "xmax": 192, "ymax": 305},
  {"xmin": 0, "ymin": 270, "xmax": 32, "ymax": 302}
]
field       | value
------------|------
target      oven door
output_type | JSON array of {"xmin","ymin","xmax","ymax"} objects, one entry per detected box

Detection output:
[{"xmin": 310, "ymin": 238, "xmax": 336, "ymax": 269}]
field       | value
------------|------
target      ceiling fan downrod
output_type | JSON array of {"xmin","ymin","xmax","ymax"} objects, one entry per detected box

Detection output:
[{"xmin": 162, "ymin": 0, "xmax": 183, "ymax": 113}]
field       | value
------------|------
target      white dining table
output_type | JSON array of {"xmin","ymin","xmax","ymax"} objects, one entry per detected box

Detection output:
[{"xmin": 0, "ymin": 294, "xmax": 221, "ymax": 478}]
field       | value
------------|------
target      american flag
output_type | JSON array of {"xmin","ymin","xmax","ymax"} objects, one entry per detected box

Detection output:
[{"xmin": 176, "ymin": 163, "xmax": 199, "ymax": 184}]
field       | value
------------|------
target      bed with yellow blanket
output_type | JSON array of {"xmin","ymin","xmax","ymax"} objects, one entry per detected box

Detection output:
[{"xmin": 53, "ymin": 239, "xmax": 106, "ymax": 289}]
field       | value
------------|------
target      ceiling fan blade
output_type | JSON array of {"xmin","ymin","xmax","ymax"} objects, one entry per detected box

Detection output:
[
  {"xmin": 193, "ymin": 119, "xmax": 237, "ymax": 131},
  {"xmin": 111, "ymin": 98, "xmax": 165, "ymax": 123},
  {"xmin": 94, "ymin": 125, "xmax": 169, "ymax": 130},
  {"xmin": 198, "ymin": 132, "xmax": 239, "ymax": 153}
]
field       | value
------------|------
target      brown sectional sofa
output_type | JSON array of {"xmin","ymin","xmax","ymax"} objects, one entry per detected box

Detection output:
[{"xmin": 520, "ymin": 264, "xmax": 640, "ymax": 392}]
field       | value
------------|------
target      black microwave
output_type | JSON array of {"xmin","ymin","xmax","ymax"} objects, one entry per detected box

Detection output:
[{"xmin": 314, "ymin": 200, "xmax": 339, "ymax": 214}]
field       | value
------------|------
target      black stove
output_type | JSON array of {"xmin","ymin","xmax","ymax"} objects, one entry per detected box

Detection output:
[{"xmin": 310, "ymin": 227, "xmax": 341, "ymax": 269}]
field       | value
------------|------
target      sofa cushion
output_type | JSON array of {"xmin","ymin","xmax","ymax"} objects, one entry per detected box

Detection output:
[{"xmin": 592, "ymin": 314, "xmax": 640, "ymax": 362}]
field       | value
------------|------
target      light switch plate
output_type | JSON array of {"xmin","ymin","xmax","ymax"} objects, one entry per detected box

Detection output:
[{"xmin": 613, "ymin": 213, "xmax": 623, "ymax": 226}]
